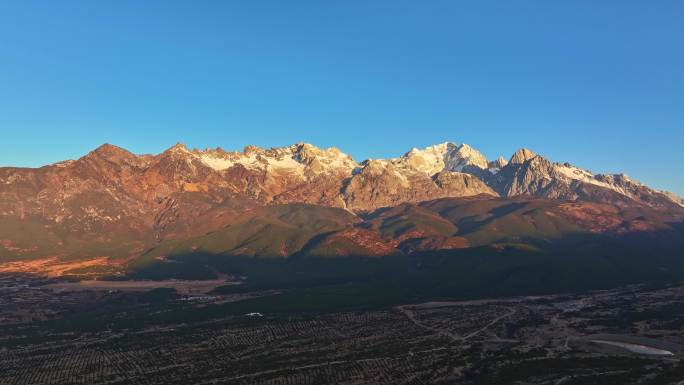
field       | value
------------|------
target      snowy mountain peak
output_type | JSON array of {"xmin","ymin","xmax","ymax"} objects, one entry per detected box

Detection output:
[
  {"xmin": 399, "ymin": 142, "xmax": 457, "ymax": 174},
  {"xmin": 451, "ymin": 143, "xmax": 489, "ymax": 171},
  {"xmin": 395, "ymin": 142, "xmax": 489, "ymax": 175},
  {"xmin": 490, "ymin": 156, "xmax": 508, "ymax": 168},
  {"xmin": 509, "ymin": 148, "xmax": 537, "ymax": 165},
  {"xmin": 291, "ymin": 143, "xmax": 358, "ymax": 172},
  {"xmin": 487, "ymin": 156, "xmax": 508, "ymax": 174},
  {"xmin": 164, "ymin": 142, "xmax": 358, "ymax": 176}
]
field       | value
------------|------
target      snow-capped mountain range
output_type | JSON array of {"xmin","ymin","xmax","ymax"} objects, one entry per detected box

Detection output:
[
  {"xmin": 0, "ymin": 140, "xmax": 682, "ymax": 270},
  {"xmin": 2, "ymin": 141, "xmax": 681, "ymax": 214},
  {"xmin": 148, "ymin": 141, "xmax": 681, "ymax": 209}
]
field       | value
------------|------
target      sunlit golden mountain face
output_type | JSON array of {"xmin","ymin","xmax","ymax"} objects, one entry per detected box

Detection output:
[{"xmin": 0, "ymin": 142, "xmax": 682, "ymax": 277}]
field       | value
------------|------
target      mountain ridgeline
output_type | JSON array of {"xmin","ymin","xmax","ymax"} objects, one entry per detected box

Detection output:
[{"xmin": 0, "ymin": 141, "xmax": 682, "ymax": 282}]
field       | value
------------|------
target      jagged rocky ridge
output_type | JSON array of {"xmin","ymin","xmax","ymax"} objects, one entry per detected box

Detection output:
[{"xmin": 0, "ymin": 141, "xmax": 682, "ymax": 270}]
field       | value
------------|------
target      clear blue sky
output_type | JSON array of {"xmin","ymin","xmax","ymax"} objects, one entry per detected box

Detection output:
[{"xmin": 1, "ymin": 1, "xmax": 682, "ymax": 194}]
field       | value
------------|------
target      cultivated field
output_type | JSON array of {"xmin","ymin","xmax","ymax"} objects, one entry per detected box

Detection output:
[
  {"xmin": 2, "ymin": 275, "xmax": 684, "ymax": 384},
  {"xmin": 42, "ymin": 277, "xmax": 238, "ymax": 295}
]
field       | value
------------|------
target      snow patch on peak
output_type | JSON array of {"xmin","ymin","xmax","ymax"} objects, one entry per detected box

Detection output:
[
  {"xmin": 492, "ymin": 156, "xmax": 508, "ymax": 168},
  {"xmin": 554, "ymin": 164, "xmax": 649, "ymax": 200},
  {"xmin": 450, "ymin": 143, "xmax": 489, "ymax": 171},
  {"xmin": 292, "ymin": 143, "xmax": 358, "ymax": 172},
  {"xmin": 400, "ymin": 142, "xmax": 457, "ymax": 175},
  {"xmin": 394, "ymin": 142, "xmax": 489, "ymax": 175},
  {"xmin": 198, "ymin": 153, "xmax": 237, "ymax": 170},
  {"xmin": 191, "ymin": 143, "xmax": 357, "ymax": 175},
  {"xmin": 555, "ymin": 163, "xmax": 595, "ymax": 181},
  {"xmin": 487, "ymin": 156, "xmax": 508, "ymax": 174}
]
